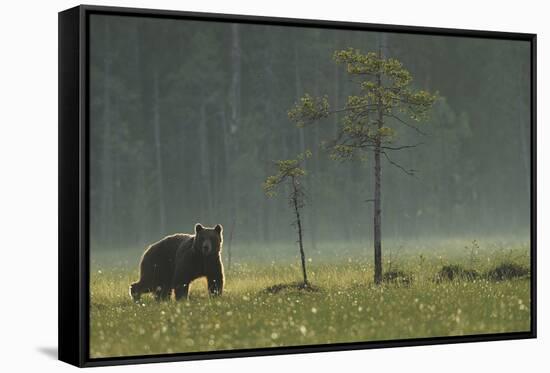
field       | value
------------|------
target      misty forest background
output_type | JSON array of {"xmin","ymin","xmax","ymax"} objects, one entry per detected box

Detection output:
[{"xmin": 89, "ymin": 15, "xmax": 530, "ymax": 262}]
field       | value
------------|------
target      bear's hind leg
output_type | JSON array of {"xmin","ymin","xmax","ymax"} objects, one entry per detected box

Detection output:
[
  {"xmin": 161, "ymin": 288, "xmax": 172, "ymax": 301},
  {"xmin": 174, "ymin": 283, "xmax": 190, "ymax": 301},
  {"xmin": 160, "ymin": 288, "xmax": 173, "ymax": 301}
]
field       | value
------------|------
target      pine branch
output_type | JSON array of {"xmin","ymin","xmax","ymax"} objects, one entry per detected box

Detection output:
[
  {"xmin": 380, "ymin": 143, "xmax": 423, "ymax": 151},
  {"xmin": 387, "ymin": 114, "xmax": 428, "ymax": 136},
  {"xmin": 329, "ymin": 103, "xmax": 379, "ymax": 114},
  {"xmin": 381, "ymin": 151, "xmax": 417, "ymax": 177}
]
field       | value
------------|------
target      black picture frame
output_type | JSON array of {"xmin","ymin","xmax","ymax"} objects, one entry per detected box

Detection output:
[{"xmin": 58, "ymin": 4, "xmax": 537, "ymax": 368}]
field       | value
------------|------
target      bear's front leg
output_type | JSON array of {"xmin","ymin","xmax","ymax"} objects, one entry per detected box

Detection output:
[
  {"xmin": 129, "ymin": 282, "xmax": 143, "ymax": 302},
  {"xmin": 174, "ymin": 283, "xmax": 190, "ymax": 300},
  {"xmin": 207, "ymin": 277, "xmax": 223, "ymax": 296},
  {"xmin": 154, "ymin": 286, "xmax": 172, "ymax": 301}
]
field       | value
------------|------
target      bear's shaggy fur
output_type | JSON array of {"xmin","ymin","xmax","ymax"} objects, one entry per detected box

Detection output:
[{"xmin": 129, "ymin": 223, "xmax": 224, "ymax": 301}]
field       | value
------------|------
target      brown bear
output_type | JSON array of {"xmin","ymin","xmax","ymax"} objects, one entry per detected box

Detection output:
[{"xmin": 129, "ymin": 223, "xmax": 224, "ymax": 301}]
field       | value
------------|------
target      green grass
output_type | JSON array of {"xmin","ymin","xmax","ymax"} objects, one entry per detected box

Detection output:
[{"xmin": 90, "ymin": 242, "xmax": 531, "ymax": 358}]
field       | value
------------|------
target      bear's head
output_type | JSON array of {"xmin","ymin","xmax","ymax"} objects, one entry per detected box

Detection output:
[{"xmin": 194, "ymin": 223, "xmax": 223, "ymax": 256}]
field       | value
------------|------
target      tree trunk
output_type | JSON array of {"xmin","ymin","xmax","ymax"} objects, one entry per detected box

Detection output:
[
  {"xmin": 261, "ymin": 34, "xmax": 277, "ymax": 243},
  {"xmin": 292, "ymin": 178, "xmax": 308, "ymax": 285},
  {"xmin": 99, "ymin": 20, "xmax": 113, "ymax": 247},
  {"xmin": 226, "ymin": 23, "xmax": 241, "ymax": 269},
  {"xmin": 306, "ymin": 30, "xmax": 322, "ymax": 251},
  {"xmin": 199, "ymin": 100, "xmax": 213, "ymax": 221},
  {"xmin": 226, "ymin": 217, "xmax": 236, "ymax": 270},
  {"xmin": 293, "ymin": 42, "xmax": 306, "ymax": 170},
  {"xmin": 152, "ymin": 69, "xmax": 166, "ymax": 236},
  {"xmin": 373, "ymin": 129, "xmax": 382, "ymax": 285},
  {"xmin": 517, "ymin": 57, "xmax": 530, "ymax": 197},
  {"xmin": 220, "ymin": 106, "xmax": 232, "ymax": 265},
  {"xmin": 373, "ymin": 45, "xmax": 384, "ymax": 285},
  {"xmin": 230, "ymin": 24, "xmax": 242, "ymax": 132},
  {"xmin": 133, "ymin": 23, "xmax": 147, "ymax": 247}
]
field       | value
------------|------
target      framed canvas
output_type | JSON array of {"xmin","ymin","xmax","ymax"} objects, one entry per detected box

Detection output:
[{"xmin": 58, "ymin": 4, "xmax": 537, "ymax": 367}]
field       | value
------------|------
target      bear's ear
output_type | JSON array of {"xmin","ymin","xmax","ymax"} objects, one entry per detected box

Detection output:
[
  {"xmin": 195, "ymin": 223, "xmax": 204, "ymax": 233},
  {"xmin": 215, "ymin": 224, "xmax": 223, "ymax": 234}
]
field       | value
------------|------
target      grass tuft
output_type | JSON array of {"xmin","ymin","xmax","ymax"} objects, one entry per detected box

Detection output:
[
  {"xmin": 382, "ymin": 270, "xmax": 413, "ymax": 286},
  {"xmin": 435, "ymin": 264, "xmax": 479, "ymax": 282},
  {"xmin": 262, "ymin": 281, "xmax": 322, "ymax": 294},
  {"xmin": 486, "ymin": 262, "xmax": 529, "ymax": 281}
]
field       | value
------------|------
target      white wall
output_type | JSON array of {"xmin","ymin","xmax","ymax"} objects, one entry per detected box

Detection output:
[{"xmin": 0, "ymin": 0, "xmax": 545, "ymax": 371}]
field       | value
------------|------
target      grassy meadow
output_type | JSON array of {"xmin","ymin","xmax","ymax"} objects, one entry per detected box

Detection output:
[{"xmin": 90, "ymin": 240, "xmax": 531, "ymax": 358}]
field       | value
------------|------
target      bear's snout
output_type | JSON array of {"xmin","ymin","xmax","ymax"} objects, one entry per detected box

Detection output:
[{"xmin": 202, "ymin": 241, "xmax": 213, "ymax": 255}]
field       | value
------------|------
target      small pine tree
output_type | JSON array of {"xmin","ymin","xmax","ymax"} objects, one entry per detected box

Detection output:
[{"xmin": 263, "ymin": 151, "xmax": 312, "ymax": 285}]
